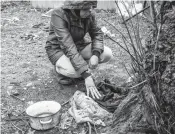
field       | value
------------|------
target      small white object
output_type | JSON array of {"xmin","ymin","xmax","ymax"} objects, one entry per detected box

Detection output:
[
  {"xmin": 101, "ymin": 26, "xmax": 108, "ymax": 33},
  {"xmin": 126, "ymin": 73, "xmax": 138, "ymax": 83},
  {"xmin": 101, "ymin": 26, "xmax": 115, "ymax": 37},
  {"xmin": 26, "ymin": 82, "xmax": 33, "ymax": 87},
  {"xmin": 110, "ymin": 34, "xmax": 115, "ymax": 37},
  {"xmin": 12, "ymin": 17, "xmax": 19, "ymax": 22}
]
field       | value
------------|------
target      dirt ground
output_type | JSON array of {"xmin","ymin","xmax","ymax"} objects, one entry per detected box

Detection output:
[{"xmin": 1, "ymin": 2, "xmax": 131, "ymax": 134}]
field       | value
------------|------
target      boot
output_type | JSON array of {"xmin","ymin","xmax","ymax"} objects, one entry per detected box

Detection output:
[
  {"xmin": 52, "ymin": 68, "xmax": 74, "ymax": 85},
  {"xmin": 56, "ymin": 73, "xmax": 74, "ymax": 85}
]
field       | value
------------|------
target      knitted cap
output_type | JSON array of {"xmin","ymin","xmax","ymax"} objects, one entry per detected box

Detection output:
[{"xmin": 62, "ymin": 0, "xmax": 97, "ymax": 9}]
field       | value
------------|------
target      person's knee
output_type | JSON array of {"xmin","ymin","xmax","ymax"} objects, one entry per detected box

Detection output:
[
  {"xmin": 100, "ymin": 46, "xmax": 113, "ymax": 63},
  {"xmin": 56, "ymin": 65, "xmax": 81, "ymax": 78},
  {"xmin": 55, "ymin": 55, "xmax": 81, "ymax": 78}
]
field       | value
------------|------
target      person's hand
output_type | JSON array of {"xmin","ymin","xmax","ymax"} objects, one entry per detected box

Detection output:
[
  {"xmin": 85, "ymin": 76, "xmax": 101, "ymax": 99},
  {"xmin": 89, "ymin": 55, "xmax": 99, "ymax": 69}
]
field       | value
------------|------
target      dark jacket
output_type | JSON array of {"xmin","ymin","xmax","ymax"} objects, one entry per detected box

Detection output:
[{"xmin": 45, "ymin": 8, "xmax": 104, "ymax": 74}]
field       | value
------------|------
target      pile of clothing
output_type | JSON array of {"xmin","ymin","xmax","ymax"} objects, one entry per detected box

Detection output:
[
  {"xmin": 96, "ymin": 79, "xmax": 129, "ymax": 113},
  {"xmin": 60, "ymin": 79, "xmax": 129, "ymax": 130}
]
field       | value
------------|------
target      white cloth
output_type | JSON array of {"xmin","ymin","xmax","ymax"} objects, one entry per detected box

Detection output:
[{"xmin": 68, "ymin": 91, "xmax": 112, "ymax": 126}]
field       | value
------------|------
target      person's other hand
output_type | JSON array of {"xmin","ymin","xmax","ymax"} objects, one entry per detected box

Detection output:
[
  {"xmin": 85, "ymin": 76, "xmax": 101, "ymax": 99},
  {"xmin": 89, "ymin": 55, "xmax": 99, "ymax": 69}
]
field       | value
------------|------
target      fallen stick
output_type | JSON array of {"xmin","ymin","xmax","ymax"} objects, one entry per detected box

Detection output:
[
  {"xmin": 10, "ymin": 94, "xmax": 25, "ymax": 102},
  {"xmin": 93, "ymin": 123, "xmax": 98, "ymax": 134},
  {"xmin": 4, "ymin": 116, "xmax": 29, "ymax": 121},
  {"xmin": 11, "ymin": 123, "xmax": 24, "ymax": 133},
  {"xmin": 18, "ymin": 109, "xmax": 26, "ymax": 116},
  {"xmin": 122, "ymin": 5, "xmax": 150, "ymax": 24},
  {"xmin": 61, "ymin": 100, "xmax": 69, "ymax": 106},
  {"xmin": 129, "ymin": 80, "xmax": 147, "ymax": 89},
  {"xmin": 98, "ymin": 79, "xmax": 147, "ymax": 90},
  {"xmin": 87, "ymin": 122, "xmax": 92, "ymax": 134}
]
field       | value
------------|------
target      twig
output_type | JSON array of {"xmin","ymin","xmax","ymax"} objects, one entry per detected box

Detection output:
[
  {"xmin": 61, "ymin": 100, "xmax": 69, "ymax": 106},
  {"xmin": 102, "ymin": 18, "xmax": 132, "ymax": 45},
  {"xmin": 133, "ymin": 1, "xmax": 144, "ymax": 58},
  {"xmin": 103, "ymin": 10, "xmax": 144, "ymax": 69},
  {"xmin": 18, "ymin": 109, "xmax": 26, "ymax": 117},
  {"xmin": 1, "ymin": 125, "xmax": 9, "ymax": 133},
  {"xmin": 131, "ymin": 62, "xmax": 137, "ymax": 74},
  {"xmin": 122, "ymin": 37, "xmax": 143, "ymax": 77},
  {"xmin": 154, "ymin": 114, "xmax": 161, "ymax": 134},
  {"xmin": 121, "ymin": 1, "xmax": 142, "ymax": 63},
  {"xmin": 153, "ymin": 24, "xmax": 162, "ymax": 70},
  {"xmin": 1, "ymin": 125, "xmax": 6, "ymax": 130},
  {"xmin": 123, "ymin": 63, "xmax": 136, "ymax": 83},
  {"xmin": 106, "ymin": 35, "xmax": 130, "ymax": 54},
  {"xmin": 93, "ymin": 123, "xmax": 98, "ymax": 134},
  {"xmin": 104, "ymin": 16, "xmax": 143, "ymax": 69},
  {"xmin": 168, "ymin": 115, "xmax": 172, "ymax": 132},
  {"xmin": 170, "ymin": 121, "xmax": 175, "ymax": 128},
  {"xmin": 21, "ymin": 118, "xmax": 30, "ymax": 127},
  {"xmin": 10, "ymin": 94, "xmax": 25, "ymax": 102},
  {"xmin": 129, "ymin": 80, "xmax": 147, "ymax": 89},
  {"xmin": 150, "ymin": 1, "xmax": 158, "ymax": 35},
  {"xmin": 107, "ymin": 35, "xmax": 143, "ymax": 67},
  {"xmin": 11, "ymin": 123, "xmax": 24, "ymax": 133},
  {"xmin": 164, "ymin": 128, "xmax": 171, "ymax": 134},
  {"xmin": 122, "ymin": 6, "xmax": 150, "ymax": 24},
  {"xmin": 4, "ymin": 116, "xmax": 29, "ymax": 121},
  {"xmin": 160, "ymin": 1, "xmax": 166, "ymax": 25},
  {"xmin": 122, "ymin": 36, "xmax": 131, "ymax": 55},
  {"xmin": 87, "ymin": 122, "xmax": 91, "ymax": 134},
  {"xmin": 115, "ymin": 1, "xmax": 141, "ymax": 69}
]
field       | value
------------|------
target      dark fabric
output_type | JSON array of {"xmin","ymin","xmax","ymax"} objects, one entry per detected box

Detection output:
[
  {"xmin": 96, "ymin": 79, "xmax": 129, "ymax": 113},
  {"xmin": 93, "ymin": 50, "xmax": 100, "ymax": 58},
  {"xmin": 96, "ymin": 100, "xmax": 121, "ymax": 113},
  {"xmin": 81, "ymin": 70, "xmax": 91, "ymax": 79},
  {"xmin": 45, "ymin": 8, "xmax": 104, "ymax": 74}
]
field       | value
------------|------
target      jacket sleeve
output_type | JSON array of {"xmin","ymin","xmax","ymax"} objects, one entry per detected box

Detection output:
[
  {"xmin": 50, "ymin": 10, "xmax": 88, "ymax": 74},
  {"xmin": 89, "ymin": 13, "xmax": 104, "ymax": 55}
]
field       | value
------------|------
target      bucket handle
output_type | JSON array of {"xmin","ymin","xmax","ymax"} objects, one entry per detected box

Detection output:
[{"xmin": 40, "ymin": 118, "xmax": 52, "ymax": 124}]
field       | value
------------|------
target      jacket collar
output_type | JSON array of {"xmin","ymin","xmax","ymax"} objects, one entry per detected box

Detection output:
[{"xmin": 70, "ymin": 10, "xmax": 80, "ymax": 20}]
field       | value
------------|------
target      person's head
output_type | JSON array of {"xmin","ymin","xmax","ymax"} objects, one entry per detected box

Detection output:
[
  {"xmin": 62, "ymin": 0, "xmax": 97, "ymax": 18},
  {"xmin": 79, "ymin": 7, "xmax": 93, "ymax": 18}
]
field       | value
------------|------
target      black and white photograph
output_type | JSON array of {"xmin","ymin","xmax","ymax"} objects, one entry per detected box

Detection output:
[{"xmin": 1, "ymin": 0, "xmax": 175, "ymax": 133}]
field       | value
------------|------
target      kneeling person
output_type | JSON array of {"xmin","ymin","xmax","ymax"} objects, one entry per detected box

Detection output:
[{"xmin": 45, "ymin": 0, "xmax": 113, "ymax": 99}]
